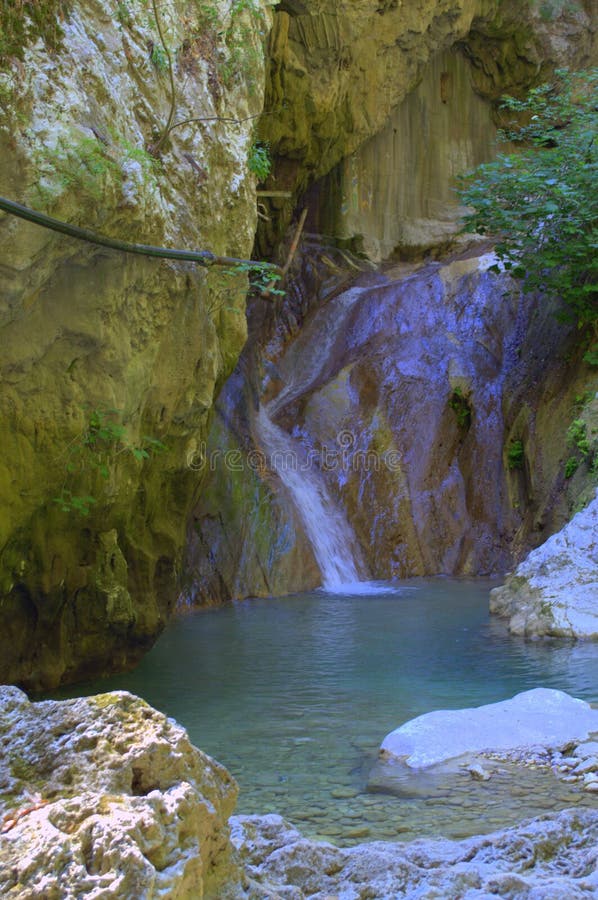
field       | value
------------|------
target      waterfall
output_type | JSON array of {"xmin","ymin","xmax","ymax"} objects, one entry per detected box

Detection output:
[{"xmin": 255, "ymin": 406, "xmax": 366, "ymax": 591}]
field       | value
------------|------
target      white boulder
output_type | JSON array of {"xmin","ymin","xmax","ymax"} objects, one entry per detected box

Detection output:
[
  {"xmin": 490, "ymin": 492, "xmax": 598, "ymax": 638},
  {"xmin": 379, "ymin": 688, "xmax": 598, "ymax": 768}
]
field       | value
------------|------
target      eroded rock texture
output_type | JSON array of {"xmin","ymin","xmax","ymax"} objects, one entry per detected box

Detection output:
[
  {"xmin": 229, "ymin": 810, "xmax": 598, "ymax": 899},
  {"xmin": 1, "ymin": 0, "xmax": 597, "ymax": 679},
  {"xmin": 379, "ymin": 688, "xmax": 598, "ymax": 768},
  {"xmin": 187, "ymin": 248, "xmax": 595, "ymax": 600},
  {"xmin": 0, "ymin": 686, "xmax": 239, "ymax": 898}
]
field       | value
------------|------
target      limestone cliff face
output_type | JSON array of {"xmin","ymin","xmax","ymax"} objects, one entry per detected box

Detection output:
[
  {"xmin": 0, "ymin": 0, "xmax": 276, "ymax": 689},
  {"xmin": 1, "ymin": 0, "xmax": 596, "ymax": 683},
  {"xmin": 257, "ymin": 0, "xmax": 597, "ymax": 250},
  {"xmin": 490, "ymin": 489, "xmax": 598, "ymax": 639},
  {"xmin": 310, "ymin": 48, "xmax": 498, "ymax": 259}
]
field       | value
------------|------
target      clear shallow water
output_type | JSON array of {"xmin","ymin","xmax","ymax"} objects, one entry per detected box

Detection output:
[{"xmin": 50, "ymin": 579, "xmax": 598, "ymax": 844}]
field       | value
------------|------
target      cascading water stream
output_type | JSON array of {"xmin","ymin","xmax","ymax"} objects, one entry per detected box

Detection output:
[{"xmin": 255, "ymin": 406, "xmax": 367, "ymax": 591}]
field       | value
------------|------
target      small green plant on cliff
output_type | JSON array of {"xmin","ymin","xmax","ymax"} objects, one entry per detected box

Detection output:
[
  {"xmin": 567, "ymin": 418, "xmax": 590, "ymax": 457},
  {"xmin": 563, "ymin": 416, "xmax": 597, "ymax": 480},
  {"xmin": 54, "ymin": 407, "xmax": 166, "ymax": 516},
  {"xmin": 35, "ymin": 129, "xmax": 160, "ymax": 208},
  {"xmin": 149, "ymin": 41, "xmax": 169, "ymax": 71},
  {"xmin": 537, "ymin": 0, "xmax": 581, "ymax": 22},
  {"xmin": 459, "ymin": 68, "xmax": 598, "ymax": 360},
  {"xmin": 507, "ymin": 439, "xmax": 524, "ymax": 470},
  {"xmin": 146, "ymin": 0, "xmax": 266, "ymax": 155},
  {"xmin": 223, "ymin": 260, "xmax": 285, "ymax": 295},
  {"xmin": 115, "ymin": 2, "xmax": 132, "ymax": 26},
  {"xmin": 448, "ymin": 388, "xmax": 472, "ymax": 430},
  {"xmin": 248, "ymin": 140, "xmax": 272, "ymax": 182}
]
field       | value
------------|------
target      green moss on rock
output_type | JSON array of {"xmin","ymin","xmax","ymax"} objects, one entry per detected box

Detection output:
[{"xmin": 0, "ymin": 0, "xmax": 72, "ymax": 65}]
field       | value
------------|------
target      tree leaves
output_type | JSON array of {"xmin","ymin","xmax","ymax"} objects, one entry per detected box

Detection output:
[{"xmin": 458, "ymin": 68, "xmax": 598, "ymax": 336}]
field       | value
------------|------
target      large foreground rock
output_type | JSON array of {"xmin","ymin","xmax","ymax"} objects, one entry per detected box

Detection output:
[
  {"xmin": 379, "ymin": 688, "xmax": 598, "ymax": 768},
  {"xmin": 230, "ymin": 810, "xmax": 598, "ymax": 899},
  {"xmin": 490, "ymin": 492, "xmax": 598, "ymax": 638},
  {"xmin": 0, "ymin": 687, "xmax": 238, "ymax": 898}
]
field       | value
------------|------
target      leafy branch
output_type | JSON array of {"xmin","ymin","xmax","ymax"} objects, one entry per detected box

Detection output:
[
  {"xmin": 54, "ymin": 407, "xmax": 167, "ymax": 516},
  {"xmin": 459, "ymin": 68, "xmax": 598, "ymax": 356}
]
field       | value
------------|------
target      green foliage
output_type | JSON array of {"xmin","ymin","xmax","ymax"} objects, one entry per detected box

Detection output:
[
  {"xmin": 0, "ymin": 0, "xmax": 72, "ymax": 65},
  {"xmin": 566, "ymin": 418, "xmax": 590, "ymax": 457},
  {"xmin": 573, "ymin": 391, "xmax": 594, "ymax": 409},
  {"xmin": 150, "ymin": 42, "xmax": 168, "ymax": 71},
  {"xmin": 507, "ymin": 439, "xmax": 524, "ymax": 470},
  {"xmin": 563, "ymin": 410, "xmax": 598, "ymax": 480},
  {"xmin": 54, "ymin": 490, "xmax": 97, "ymax": 516},
  {"xmin": 223, "ymin": 260, "xmax": 285, "ymax": 295},
  {"xmin": 54, "ymin": 407, "xmax": 166, "ymax": 516},
  {"xmin": 195, "ymin": 1, "xmax": 220, "ymax": 29},
  {"xmin": 115, "ymin": 1, "xmax": 132, "ymax": 25},
  {"xmin": 222, "ymin": 0, "xmax": 265, "ymax": 93},
  {"xmin": 459, "ymin": 69, "xmax": 598, "ymax": 332},
  {"xmin": 248, "ymin": 141, "xmax": 271, "ymax": 182},
  {"xmin": 36, "ymin": 134, "xmax": 120, "ymax": 204},
  {"xmin": 36, "ymin": 130, "xmax": 160, "ymax": 207},
  {"xmin": 448, "ymin": 388, "xmax": 472, "ymax": 430}
]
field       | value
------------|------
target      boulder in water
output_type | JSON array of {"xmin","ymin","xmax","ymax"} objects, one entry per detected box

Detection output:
[{"xmin": 379, "ymin": 688, "xmax": 598, "ymax": 768}]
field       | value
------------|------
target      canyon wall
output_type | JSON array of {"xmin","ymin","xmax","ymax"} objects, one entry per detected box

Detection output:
[
  {"xmin": 257, "ymin": 0, "xmax": 597, "ymax": 251},
  {"xmin": 187, "ymin": 0, "xmax": 597, "ymax": 602},
  {"xmin": 0, "ymin": 0, "xmax": 276, "ymax": 688}
]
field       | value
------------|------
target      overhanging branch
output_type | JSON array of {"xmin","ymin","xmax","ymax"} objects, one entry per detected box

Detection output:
[{"xmin": 0, "ymin": 195, "xmax": 281, "ymax": 273}]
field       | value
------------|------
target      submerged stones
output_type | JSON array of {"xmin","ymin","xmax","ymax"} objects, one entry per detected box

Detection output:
[
  {"xmin": 2, "ymin": 685, "xmax": 598, "ymax": 898},
  {"xmin": 490, "ymin": 491, "xmax": 598, "ymax": 639}
]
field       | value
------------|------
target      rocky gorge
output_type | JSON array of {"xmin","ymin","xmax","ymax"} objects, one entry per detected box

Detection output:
[
  {"xmin": 1, "ymin": 0, "xmax": 598, "ymax": 896},
  {"xmin": 0, "ymin": 0, "xmax": 596, "ymax": 688}
]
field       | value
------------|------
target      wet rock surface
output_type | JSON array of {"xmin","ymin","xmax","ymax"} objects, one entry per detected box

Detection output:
[
  {"xmin": 259, "ymin": 0, "xmax": 598, "ymax": 248},
  {"xmin": 490, "ymin": 491, "xmax": 598, "ymax": 638},
  {"xmin": 189, "ymin": 248, "xmax": 595, "ymax": 599},
  {"xmin": 2, "ymin": 685, "xmax": 597, "ymax": 898}
]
